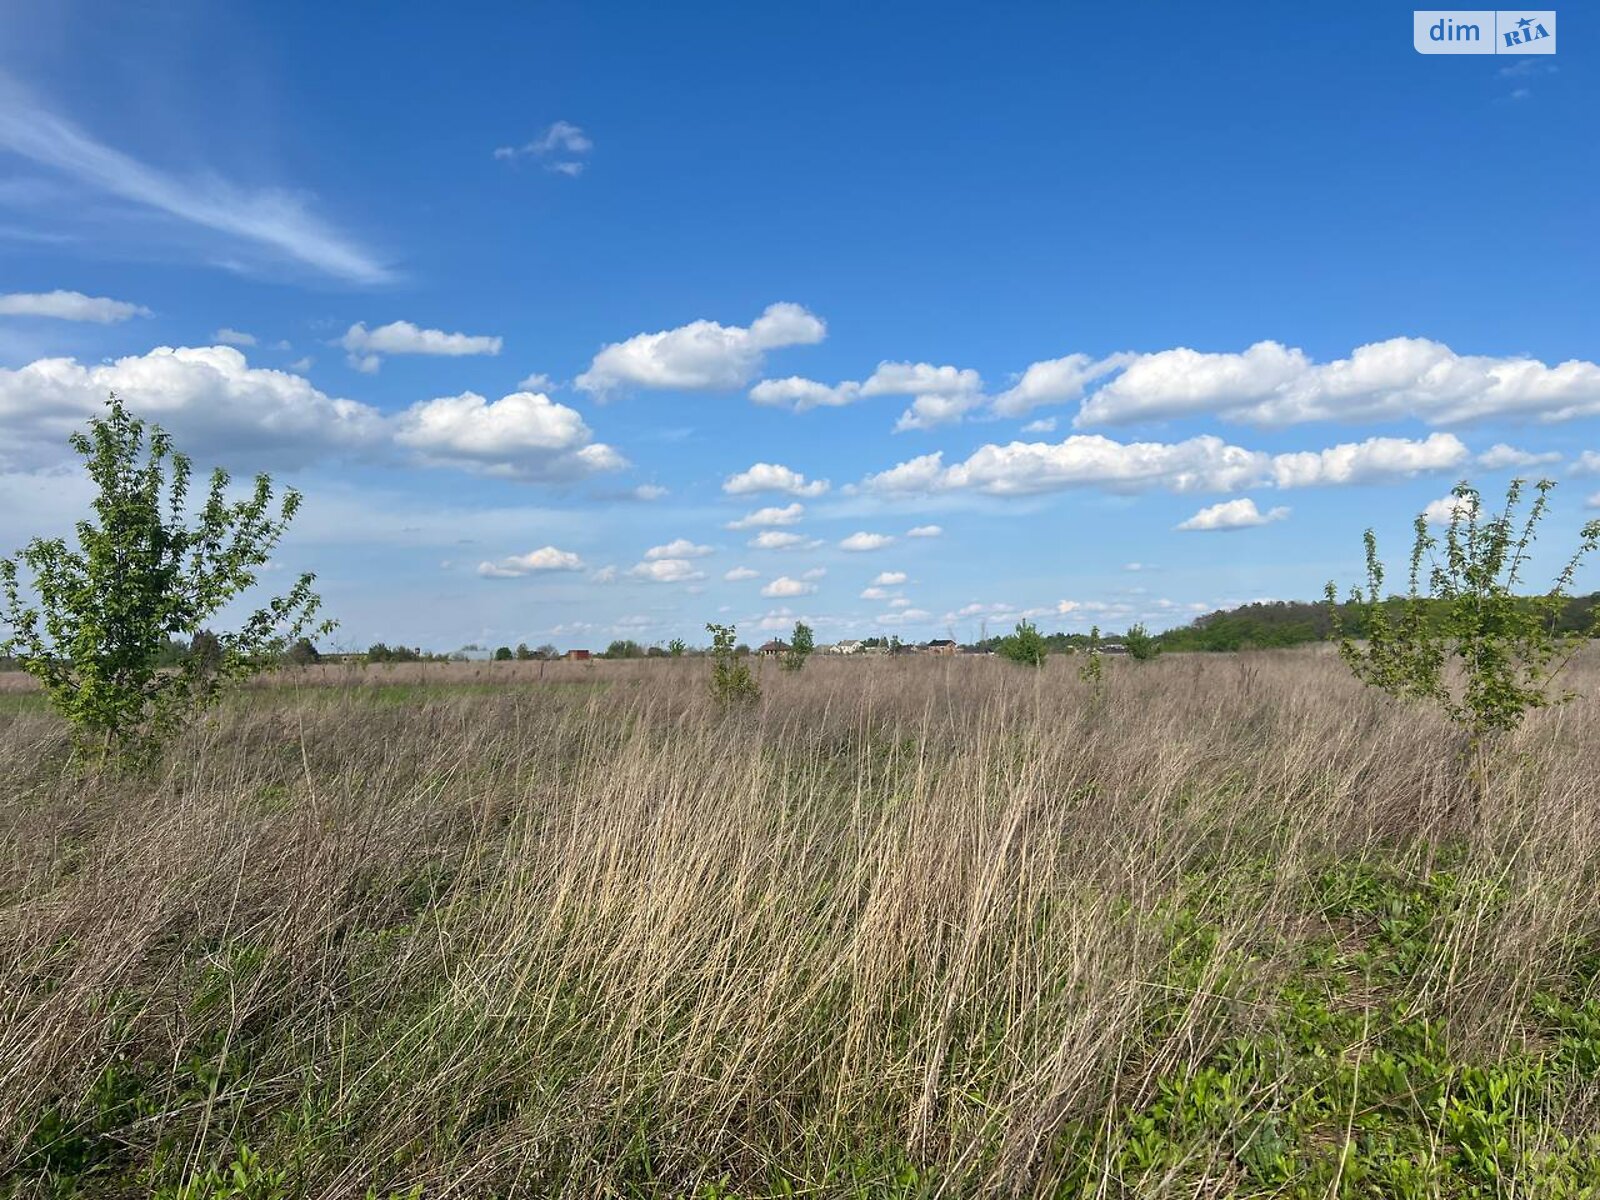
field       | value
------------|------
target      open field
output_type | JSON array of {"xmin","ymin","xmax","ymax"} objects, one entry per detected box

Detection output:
[{"xmin": 2, "ymin": 650, "xmax": 1598, "ymax": 1197}]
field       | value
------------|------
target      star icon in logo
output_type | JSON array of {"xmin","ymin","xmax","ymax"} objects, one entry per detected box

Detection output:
[{"xmin": 1516, "ymin": 15, "xmax": 1534, "ymax": 28}]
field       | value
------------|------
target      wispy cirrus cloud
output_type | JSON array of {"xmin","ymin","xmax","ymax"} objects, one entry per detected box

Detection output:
[{"xmin": 0, "ymin": 75, "xmax": 391, "ymax": 284}]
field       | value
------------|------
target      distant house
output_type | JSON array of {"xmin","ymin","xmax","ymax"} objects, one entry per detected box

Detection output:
[
  {"xmin": 564, "ymin": 649, "xmax": 591, "ymax": 662},
  {"xmin": 1099, "ymin": 642, "xmax": 1128, "ymax": 655},
  {"xmin": 757, "ymin": 639, "xmax": 789, "ymax": 659},
  {"xmin": 926, "ymin": 639, "xmax": 957, "ymax": 656},
  {"xmin": 830, "ymin": 639, "xmax": 864, "ymax": 655}
]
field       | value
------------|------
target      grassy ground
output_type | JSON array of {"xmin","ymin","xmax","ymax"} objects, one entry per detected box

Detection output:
[{"xmin": 1, "ymin": 650, "xmax": 1597, "ymax": 1197}]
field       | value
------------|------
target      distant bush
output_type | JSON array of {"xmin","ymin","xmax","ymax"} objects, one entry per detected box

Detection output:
[
  {"xmin": 782, "ymin": 622, "xmax": 814, "ymax": 672},
  {"xmin": 366, "ymin": 643, "xmax": 425, "ymax": 664},
  {"xmin": 1078, "ymin": 625, "xmax": 1104, "ymax": 684},
  {"xmin": 493, "ymin": 646, "xmax": 513, "ymax": 661},
  {"xmin": 603, "ymin": 639, "xmax": 645, "ymax": 660},
  {"xmin": 1124, "ymin": 623, "xmax": 1160, "ymax": 662},
  {"xmin": 996, "ymin": 619, "xmax": 1047, "ymax": 668},
  {"xmin": 707, "ymin": 623, "xmax": 758, "ymax": 705},
  {"xmin": 284, "ymin": 638, "xmax": 321, "ymax": 666}
]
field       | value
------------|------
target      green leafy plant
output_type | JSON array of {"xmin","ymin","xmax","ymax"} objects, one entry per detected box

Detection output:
[
  {"xmin": 493, "ymin": 645, "xmax": 513, "ymax": 661},
  {"xmin": 1124, "ymin": 622, "xmax": 1161, "ymax": 662},
  {"xmin": 706, "ymin": 622, "xmax": 759, "ymax": 705},
  {"xmin": 781, "ymin": 621, "xmax": 814, "ymax": 672},
  {"xmin": 1326, "ymin": 479, "xmax": 1600, "ymax": 743},
  {"xmin": 996, "ymin": 619, "xmax": 1047, "ymax": 668},
  {"xmin": 1078, "ymin": 624, "xmax": 1104, "ymax": 683},
  {"xmin": 0, "ymin": 394, "xmax": 330, "ymax": 762},
  {"xmin": 668, "ymin": 637, "xmax": 687, "ymax": 657}
]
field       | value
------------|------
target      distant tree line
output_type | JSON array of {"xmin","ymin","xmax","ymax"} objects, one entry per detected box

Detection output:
[{"xmin": 1154, "ymin": 593, "xmax": 1600, "ymax": 654}]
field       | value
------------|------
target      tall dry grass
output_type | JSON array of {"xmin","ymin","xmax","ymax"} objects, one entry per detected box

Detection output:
[{"xmin": 0, "ymin": 650, "xmax": 1597, "ymax": 1196}]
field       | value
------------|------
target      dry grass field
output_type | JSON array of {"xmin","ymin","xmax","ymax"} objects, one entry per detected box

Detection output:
[{"xmin": 1, "ymin": 650, "xmax": 1598, "ymax": 1197}]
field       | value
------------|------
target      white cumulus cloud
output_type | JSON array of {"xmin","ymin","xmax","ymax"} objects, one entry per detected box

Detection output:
[
  {"xmin": 212, "ymin": 327, "xmax": 256, "ymax": 346},
  {"xmin": 723, "ymin": 462, "xmax": 830, "ymax": 496},
  {"xmin": 627, "ymin": 558, "xmax": 705, "ymax": 583},
  {"xmin": 905, "ymin": 524, "xmax": 942, "ymax": 538},
  {"xmin": 749, "ymin": 531, "xmax": 820, "ymax": 551},
  {"xmin": 724, "ymin": 566, "xmax": 760, "ymax": 581},
  {"xmin": 644, "ymin": 538, "xmax": 713, "ymax": 560},
  {"xmin": 1176, "ymin": 499, "xmax": 1290, "ymax": 531},
  {"xmin": 762, "ymin": 575, "xmax": 816, "ymax": 598},
  {"xmin": 840, "ymin": 531, "xmax": 895, "ymax": 552},
  {"xmin": 876, "ymin": 608, "xmax": 932, "ymax": 625},
  {"xmin": 1073, "ymin": 337, "xmax": 1600, "ymax": 428},
  {"xmin": 726, "ymin": 503, "xmax": 805, "ymax": 529},
  {"xmin": 859, "ymin": 434, "xmax": 1268, "ymax": 496},
  {"xmin": 1269, "ymin": 434, "xmax": 1468, "ymax": 488},
  {"xmin": 392, "ymin": 389, "xmax": 625, "ymax": 481},
  {"xmin": 871, "ymin": 571, "xmax": 908, "ymax": 585},
  {"xmin": 0, "ymin": 344, "xmax": 383, "ymax": 471},
  {"xmin": 0, "ymin": 289, "xmax": 151, "ymax": 323},
  {"xmin": 993, "ymin": 353, "xmax": 1129, "ymax": 418},
  {"xmin": 750, "ymin": 361, "xmax": 980, "ymax": 425},
  {"xmin": 477, "ymin": 545, "xmax": 585, "ymax": 577},
  {"xmin": 1476, "ymin": 443, "xmax": 1562, "ymax": 470},
  {"xmin": 1421, "ymin": 492, "xmax": 1481, "ymax": 527},
  {"xmin": 749, "ymin": 377, "xmax": 860, "ymax": 410},
  {"xmin": 859, "ymin": 432, "xmax": 1467, "ymax": 497},
  {"xmin": 577, "ymin": 303, "xmax": 825, "ymax": 397},
  {"xmin": 340, "ymin": 320, "xmax": 502, "ymax": 372}
]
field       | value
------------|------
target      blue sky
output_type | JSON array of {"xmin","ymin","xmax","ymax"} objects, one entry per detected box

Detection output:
[{"xmin": 2, "ymin": 2, "xmax": 1597, "ymax": 651}]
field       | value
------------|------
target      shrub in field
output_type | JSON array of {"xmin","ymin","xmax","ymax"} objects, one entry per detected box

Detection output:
[
  {"xmin": 493, "ymin": 646, "xmax": 513, "ymax": 661},
  {"xmin": 1327, "ymin": 479, "xmax": 1600, "ymax": 743},
  {"xmin": 1078, "ymin": 624, "xmax": 1104, "ymax": 684},
  {"xmin": 0, "ymin": 393, "xmax": 329, "ymax": 761},
  {"xmin": 997, "ymin": 619, "xmax": 1048, "ymax": 667},
  {"xmin": 365, "ymin": 643, "xmax": 425, "ymax": 664},
  {"xmin": 284, "ymin": 638, "xmax": 321, "ymax": 666},
  {"xmin": 781, "ymin": 621, "xmax": 814, "ymax": 672},
  {"xmin": 706, "ymin": 622, "xmax": 759, "ymax": 704},
  {"xmin": 1124, "ymin": 622, "xmax": 1160, "ymax": 662},
  {"xmin": 668, "ymin": 638, "xmax": 687, "ymax": 657}
]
